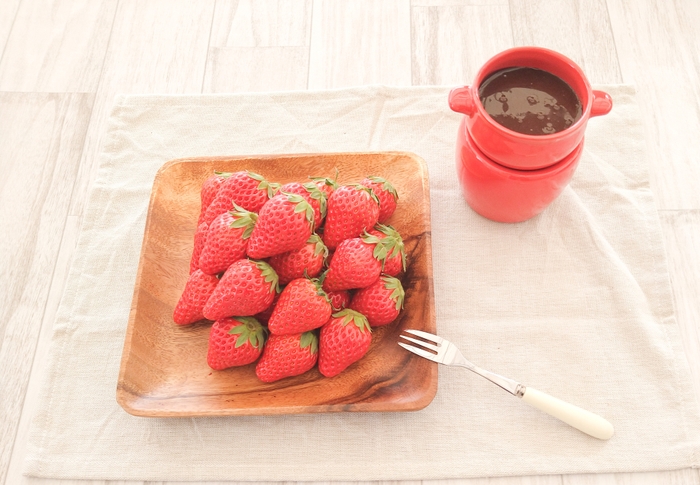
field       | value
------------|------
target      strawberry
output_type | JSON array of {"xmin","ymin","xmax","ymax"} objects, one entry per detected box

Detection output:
[
  {"xmin": 326, "ymin": 290, "xmax": 351, "ymax": 311},
  {"xmin": 254, "ymin": 291, "xmax": 279, "ymax": 325},
  {"xmin": 318, "ymin": 309, "xmax": 372, "ymax": 378},
  {"xmin": 268, "ymin": 234, "xmax": 328, "ymax": 285},
  {"xmin": 361, "ymin": 176, "xmax": 398, "ymax": 223},
  {"xmin": 322, "ymin": 184, "xmax": 379, "ymax": 250},
  {"xmin": 322, "ymin": 234, "xmax": 386, "ymax": 292},
  {"xmin": 280, "ymin": 181, "xmax": 327, "ymax": 228},
  {"xmin": 309, "ymin": 173, "xmax": 338, "ymax": 200},
  {"xmin": 207, "ymin": 317, "xmax": 266, "ymax": 370},
  {"xmin": 268, "ymin": 278, "xmax": 332, "ymax": 335},
  {"xmin": 202, "ymin": 171, "xmax": 279, "ymax": 225},
  {"xmin": 198, "ymin": 172, "xmax": 230, "ymax": 224},
  {"xmin": 173, "ymin": 269, "xmax": 219, "ymax": 325},
  {"xmin": 367, "ymin": 223, "xmax": 406, "ymax": 276},
  {"xmin": 198, "ymin": 204, "xmax": 257, "ymax": 275},
  {"xmin": 349, "ymin": 275, "xmax": 405, "ymax": 327},
  {"xmin": 202, "ymin": 259, "xmax": 279, "ymax": 320},
  {"xmin": 247, "ymin": 192, "xmax": 314, "ymax": 259},
  {"xmin": 189, "ymin": 221, "xmax": 209, "ymax": 274},
  {"xmin": 255, "ymin": 331, "xmax": 319, "ymax": 383}
]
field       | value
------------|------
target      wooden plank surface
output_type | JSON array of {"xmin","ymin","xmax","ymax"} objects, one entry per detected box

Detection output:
[
  {"xmin": 509, "ymin": 0, "xmax": 623, "ymax": 84},
  {"xmin": 0, "ymin": 0, "xmax": 117, "ymax": 92},
  {"xmin": 210, "ymin": 0, "xmax": 312, "ymax": 47},
  {"xmin": 0, "ymin": 0, "xmax": 21, "ymax": 57},
  {"xmin": 204, "ymin": 0, "xmax": 312, "ymax": 93},
  {"xmin": 606, "ymin": 0, "xmax": 700, "ymax": 210},
  {"xmin": 65, "ymin": 0, "xmax": 216, "ymax": 219},
  {"xmin": 203, "ymin": 46, "xmax": 310, "ymax": 93},
  {"xmin": 308, "ymin": 0, "xmax": 412, "ymax": 88},
  {"xmin": 0, "ymin": 93, "xmax": 93, "ymax": 485},
  {"xmin": 1, "ymin": 0, "xmax": 700, "ymax": 483},
  {"xmin": 411, "ymin": 4, "xmax": 513, "ymax": 85}
]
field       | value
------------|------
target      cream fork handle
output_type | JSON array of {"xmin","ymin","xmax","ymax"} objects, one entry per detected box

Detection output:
[{"xmin": 521, "ymin": 387, "xmax": 614, "ymax": 440}]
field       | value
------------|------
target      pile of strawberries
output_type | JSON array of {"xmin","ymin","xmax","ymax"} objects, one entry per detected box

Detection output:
[{"xmin": 173, "ymin": 170, "xmax": 407, "ymax": 383}]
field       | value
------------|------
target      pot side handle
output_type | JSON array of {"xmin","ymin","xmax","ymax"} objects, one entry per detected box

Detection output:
[
  {"xmin": 590, "ymin": 90, "xmax": 613, "ymax": 117},
  {"xmin": 448, "ymin": 86, "xmax": 475, "ymax": 116}
]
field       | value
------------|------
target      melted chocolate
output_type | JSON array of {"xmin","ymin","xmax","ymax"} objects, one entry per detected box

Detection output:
[{"xmin": 478, "ymin": 67, "xmax": 582, "ymax": 136}]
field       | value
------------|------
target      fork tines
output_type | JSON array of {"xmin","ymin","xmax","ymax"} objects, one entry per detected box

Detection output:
[
  {"xmin": 398, "ymin": 330, "xmax": 442, "ymax": 361},
  {"xmin": 398, "ymin": 341, "xmax": 439, "ymax": 361},
  {"xmin": 404, "ymin": 329, "xmax": 443, "ymax": 343}
]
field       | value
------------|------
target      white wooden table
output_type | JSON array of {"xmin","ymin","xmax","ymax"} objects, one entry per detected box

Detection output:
[{"xmin": 1, "ymin": 1, "xmax": 699, "ymax": 484}]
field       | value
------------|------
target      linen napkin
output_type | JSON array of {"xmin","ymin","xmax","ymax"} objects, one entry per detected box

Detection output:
[{"xmin": 24, "ymin": 85, "xmax": 700, "ymax": 481}]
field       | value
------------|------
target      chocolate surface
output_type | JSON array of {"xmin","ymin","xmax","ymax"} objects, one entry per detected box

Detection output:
[{"xmin": 479, "ymin": 67, "xmax": 582, "ymax": 136}]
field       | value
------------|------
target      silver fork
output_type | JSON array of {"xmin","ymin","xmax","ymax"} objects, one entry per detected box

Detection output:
[{"xmin": 399, "ymin": 329, "xmax": 614, "ymax": 440}]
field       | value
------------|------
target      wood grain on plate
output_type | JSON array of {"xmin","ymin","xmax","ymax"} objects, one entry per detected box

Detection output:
[{"xmin": 117, "ymin": 151, "xmax": 436, "ymax": 417}]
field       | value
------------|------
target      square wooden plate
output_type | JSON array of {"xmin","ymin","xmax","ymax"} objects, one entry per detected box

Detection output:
[{"xmin": 117, "ymin": 151, "xmax": 436, "ymax": 416}]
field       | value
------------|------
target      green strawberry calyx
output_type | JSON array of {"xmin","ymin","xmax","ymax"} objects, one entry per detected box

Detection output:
[
  {"xmin": 228, "ymin": 316, "xmax": 267, "ymax": 349},
  {"xmin": 248, "ymin": 171, "xmax": 281, "ymax": 199},
  {"xmin": 367, "ymin": 176, "xmax": 399, "ymax": 201},
  {"xmin": 360, "ymin": 231, "xmax": 391, "ymax": 266},
  {"xmin": 307, "ymin": 276, "xmax": 331, "ymax": 303},
  {"xmin": 308, "ymin": 234, "xmax": 329, "ymax": 260},
  {"xmin": 229, "ymin": 203, "xmax": 258, "ymax": 239},
  {"xmin": 302, "ymin": 181, "xmax": 328, "ymax": 218},
  {"xmin": 381, "ymin": 275, "xmax": 405, "ymax": 311},
  {"xmin": 213, "ymin": 171, "xmax": 234, "ymax": 178},
  {"xmin": 253, "ymin": 259, "xmax": 280, "ymax": 293},
  {"xmin": 332, "ymin": 308, "xmax": 371, "ymax": 333},
  {"xmin": 282, "ymin": 192, "xmax": 315, "ymax": 231},
  {"xmin": 300, "ymin": 331, "xmax": 319, "ymax": 355},
  {"xmin": 349, "ymin": 183, "xmax": 380, "ymax": 206},
  {"xmin": 309, "ymin": 168, "xmax": 339, "ymax": 191},
  {"xmin": 372, "ymin": 223, "xmax": 407, "ymax": 271}
]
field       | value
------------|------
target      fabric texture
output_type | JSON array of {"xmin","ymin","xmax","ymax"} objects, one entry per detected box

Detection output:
[{"xmin": 24, "ymin": 85, "xmax": 700, "ymax": 481}]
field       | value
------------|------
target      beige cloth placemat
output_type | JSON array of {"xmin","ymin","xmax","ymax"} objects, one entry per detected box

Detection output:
[{"xmin": 24, "ymin": 85, "xmax": 700, "ymax": 481}]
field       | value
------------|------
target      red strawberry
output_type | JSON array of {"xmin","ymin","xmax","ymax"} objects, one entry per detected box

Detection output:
[
  {"xmin": 198, "ymin": 205, "xmax": 257, "ymax": 275},
  {"xmin": 202, "ymin": 171, "xmax": 279, "ymax": 225},
  {"xmin": 349, "ymin": 275, "xmax": 405, "ymax": 327},
  {"xmin": 254, "ymin": 291, "xmax": 280, "ymax": 325},
  {"xmin": 189, "ymin": 221, "xmax": 209, "ymax": 274},
  {"xmin": 318, "ymin": 309, "xmax": 372, "ymax": 378},
  {"xmin": 173, "ymin": 269, "xmax": 219, "ymax": 325},
  {"xmin": 280, "ymin": 181, "xmax": 327, "ymax": 229},
  {"xmin": 268, "ymin": 278, "xmax": 332, "ymax": 335},
  {"xmin": 202, "ymin": 259, "xmax": 279, "ymax": 320},
  {"xmin": 207, "ymin": 317, "xmax": 266, "ymax": 370},
  {"xmin": 322, "ymin": 184, "xmax": 379, "ymax": 250},
  {"xmin": 268, "ymin": 234, "xmax": 328, "ymax": 285},
  {"xmin": 310, "ymin": 173, "xmax": 338, "ymax": 199},
  {"xmin": 255, "ymin": 331, "xmax": 319, "ymax": 383},
  {"xmin": 326, "ymin": 290, "xmax": 351, "ymax": 311},
  {"xmin": 247, "ymin": 192, "xmax": 314, "ymax": 259},
  {"xmin": 367, "ymin": 223, "xmax": 406, "ymax": 276},
  {"xmin": 322, "ymin": 235, "xmax": 386, "ymax": 292},
  {"xmin": 198, "ymin": 172, "xmax": 230, "ymax": 224},
  {"xmin": 361, "ymin": 176, "xmax": 398, "ymax": 223}
]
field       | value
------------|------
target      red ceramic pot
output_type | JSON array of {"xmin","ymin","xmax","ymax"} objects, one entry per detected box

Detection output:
[
  {"xmin": 449, "ymin": 46, "xmax": 611, "ymax": 170},
  {"xmin": 456, "ymin": 117, "xmax": 583, "ymax": 223}
]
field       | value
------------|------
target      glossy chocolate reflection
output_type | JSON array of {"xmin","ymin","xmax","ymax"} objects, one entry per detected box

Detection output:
[{"xmin": 478, "ymin": 67, "xmax": 582, "ymax": 136}]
